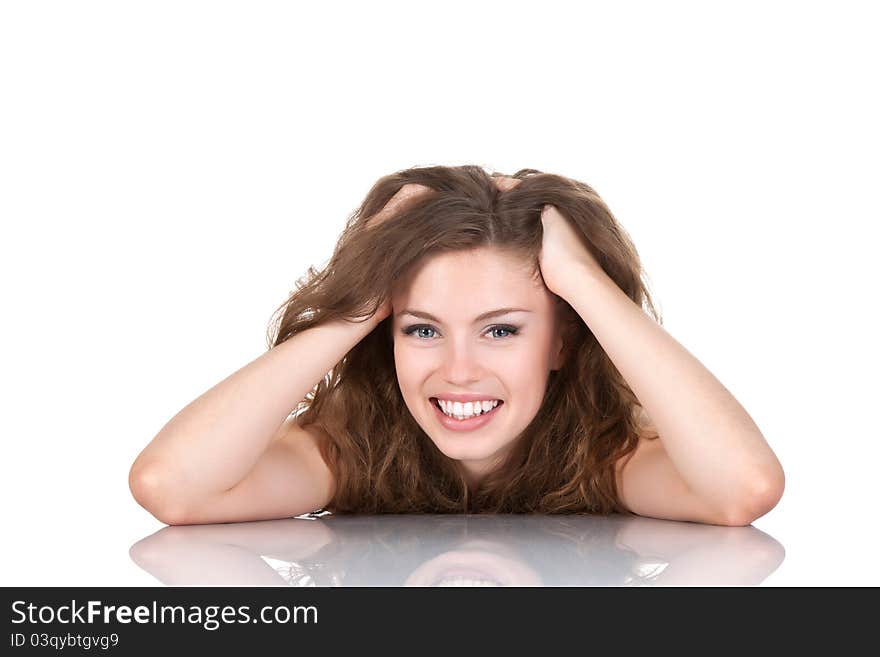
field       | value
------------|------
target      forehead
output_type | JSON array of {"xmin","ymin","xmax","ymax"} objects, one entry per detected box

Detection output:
[{"xmin": 392, "ymin": 248, "xmax": 543, "ymax": 303}]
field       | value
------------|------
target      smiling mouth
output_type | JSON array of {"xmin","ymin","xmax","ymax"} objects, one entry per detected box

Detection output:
[{"xmin": 429, "ymin": 398, "xmax": 504, "ymax": 419}]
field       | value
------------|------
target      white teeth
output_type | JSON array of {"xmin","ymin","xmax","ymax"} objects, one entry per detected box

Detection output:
[
  {"xmin": 433, "ymin": 577, "xmax": 501, "ymax": 587},
  {"xmin": 436, "ymin": 398, "xmax": 500, "ymax": 419}
]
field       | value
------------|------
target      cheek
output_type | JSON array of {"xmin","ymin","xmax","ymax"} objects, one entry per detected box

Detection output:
[
  {"xmin": 392, "ymin": 346, "xmax": 427, "ymax": 390},
  {"xmin": 505, "ymin": 340, "xmax": 556, "ymax": 371}
]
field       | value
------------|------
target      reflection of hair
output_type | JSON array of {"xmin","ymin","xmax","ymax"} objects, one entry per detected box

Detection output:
[{"xmin": 266, "ymin": 165, "xmax": 661, "ymax": 514}]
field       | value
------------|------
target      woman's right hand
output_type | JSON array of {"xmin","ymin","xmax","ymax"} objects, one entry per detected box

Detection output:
[
  {"xmin": 363, "ymin": 183, "xmax": 434, "ymax": 323},
  {"xmin": 491, "ymin": 174, "xmax": 522, "ymax": 192},
  {"xmin": 365, "ymin": 183, "xmax": 433, "ymax": 230}
]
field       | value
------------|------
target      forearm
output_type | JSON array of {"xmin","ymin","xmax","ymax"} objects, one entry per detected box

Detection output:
[
  {"xmin": 130, "ymin": 316, "xmax": 381, "ymax": 499},
  {"xmin": 564, "ymin": 268, "xmax": 783, "ymax": 511}
]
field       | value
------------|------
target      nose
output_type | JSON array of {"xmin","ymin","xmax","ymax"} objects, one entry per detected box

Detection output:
[{"xmin": 440, "ymin": 339, "xmax": 485, "ymax": 385}]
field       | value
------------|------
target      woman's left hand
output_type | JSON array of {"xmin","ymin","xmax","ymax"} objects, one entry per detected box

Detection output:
[
  {"xmin": 490, "ymin": 176, "xmax": 607, "ymax": 299},
  {"xmin": 538, "ymin": 204, "xmax": 608, "ymax": 300}
]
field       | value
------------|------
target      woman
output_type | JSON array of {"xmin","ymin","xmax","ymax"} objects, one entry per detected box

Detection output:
[{"xmin": 129, "ymin": 165, "xmax": 784, "ymax": 525}]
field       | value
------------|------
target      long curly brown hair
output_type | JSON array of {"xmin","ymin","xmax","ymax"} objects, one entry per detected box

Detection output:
[{"xmin": 266, "ymin": 164, "xmax": 661, "ymax": 514}]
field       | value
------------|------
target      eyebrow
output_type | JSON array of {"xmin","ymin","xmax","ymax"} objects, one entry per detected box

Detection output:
[{"xmin": 396, "ymin": 307, "xmax": 533, "ymax": 323}]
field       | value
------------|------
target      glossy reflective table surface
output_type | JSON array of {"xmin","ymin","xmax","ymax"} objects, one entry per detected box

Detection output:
[{"xmin": 127, "ymin": 512, "xmax": 787, "ymax": 587}]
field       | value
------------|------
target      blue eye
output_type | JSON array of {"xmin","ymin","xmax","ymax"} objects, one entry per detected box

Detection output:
[
  {"xmin": 401, "ymin": 324, "xmax": 520, "ymax": 340},
  {"xmin": 406, "ymin": 326, "xmax": 436, "ymax": 339},
  {"xmin": 487, "ymin": 325, "xmax": 518, "ymax": 339}
]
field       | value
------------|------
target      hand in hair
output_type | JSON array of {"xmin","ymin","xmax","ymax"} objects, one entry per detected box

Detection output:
[
  {"xmin": 365, "ymin": 183, "xmax": 433, "ymax": 230},
  {"xmin": 363, "ymin": 183, "xmax": 434, "ymax": 321},
  {"xmin": 538, "ymin": 204, "xmax": 607, "ymax": 300},
  {"xmin": 491, "ymin": 175, "xmax": 522, "ymax": 192},
  {"xmin": 490, "ymin": 176, "xmax": 606, "ymax": 296}
]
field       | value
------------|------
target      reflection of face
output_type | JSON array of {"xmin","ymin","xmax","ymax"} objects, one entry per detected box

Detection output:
[
  {"xmin": 391, "ymin": 247, "xmax": 567, "ymax": 488},
  {"xmin": 403, "ymin": 539, "xmax": 544, "ymax": 587}
]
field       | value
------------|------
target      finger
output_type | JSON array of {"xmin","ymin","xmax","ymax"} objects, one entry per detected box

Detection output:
[
  {"xmin": 540, "ymin": 205, "xmax": 561, "ymax": 227},
  {"xmin": 492, "ymin": 176, "xmax": 521, "ymax": 192},
  {"xmin": 367, "ymin": 184, "xmax": 432, "ymax": 228},
  {"xmin": 381, "ymin": 185, "xmax": 422, "ymax": 215}
]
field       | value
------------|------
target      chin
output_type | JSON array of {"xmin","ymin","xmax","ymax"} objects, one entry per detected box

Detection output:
[{"xmin": 427, "ymin": 432, "xmax": 511, "ymax": 463}]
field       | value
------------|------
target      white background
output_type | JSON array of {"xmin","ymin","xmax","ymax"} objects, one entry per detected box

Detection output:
[{"xmin": 2, "ymin": 1, "xmax": 877, "ymax": 586}]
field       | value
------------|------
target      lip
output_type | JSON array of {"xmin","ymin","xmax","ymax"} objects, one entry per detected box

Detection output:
[
  {"xmin": 430, "ymin": 568, "xmax": 504, "ymax": 586},
  {"xmin": 429, "ymin": 397, "xmax": 504, "ymax": 432},
  {"xmin": 403, "ymin": 547, "xmax": 541, "ymax": 587},
  {"xmin": 432, "ymin": 392, "xmax": 504, "ymax": 403}
]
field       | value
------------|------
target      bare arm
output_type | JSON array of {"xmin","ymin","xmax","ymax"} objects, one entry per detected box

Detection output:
[
  {"xmin": 129, "ymin": 314, "xmax": 383, "ymax": 523},
  {"xmin": 568, "ymin": 267, "xmax": 784, "ymax": 523},
  {"xmin": 129, "ymin": 183, "xmax": 431, "ymax": 524}
]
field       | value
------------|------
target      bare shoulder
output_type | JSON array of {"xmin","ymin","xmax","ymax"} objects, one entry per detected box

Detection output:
[
  {"xmin": 615, "ymin": 408, "xmax": 660, "ymax": 475},
  {"xmin": 614, "ymin": 410, "xmax": 729, "ymax": 525},
  {"xmin": 285, "ymin": 416, "xmax": 337, "ymax": 502},
  {"xmin": 281, "ymin": 415, "xmax": 335, "ymax": 477}
]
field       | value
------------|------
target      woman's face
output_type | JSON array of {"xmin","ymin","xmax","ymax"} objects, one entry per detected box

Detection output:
[{"xmin": 391, "ymin": 247, "xmax": 569, "ymax": 488}]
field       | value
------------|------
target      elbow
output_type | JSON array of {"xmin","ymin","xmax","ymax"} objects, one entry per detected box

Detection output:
[
  {"xmin": 128, "ymin": 464, "xmax": 191, "ymax": 526},
  {"xmin": 721, "ymin": 465, "xmax": 786, "ymax": 527}
]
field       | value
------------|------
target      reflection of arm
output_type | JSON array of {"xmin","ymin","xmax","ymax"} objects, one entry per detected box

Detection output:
[
  {"xmin": 615, "ymin": 518, "xmax": 785, "ymax": 586},
  {"xmin": 636, "ymin": 536, "xmax": 784, "ymax": 586},
  {"xmin": 130, "ymin": 528, "xmax": 285, "ymax": 585},
  {"xmin": 129, "ymin": 519, "xmax": 335, "ymax": 585},
  {"xmin": 159, "ymin": 518, "xmax": 336, "ymax": 562}
]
